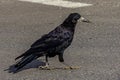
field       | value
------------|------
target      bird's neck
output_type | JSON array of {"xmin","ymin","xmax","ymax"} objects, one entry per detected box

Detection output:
[{"xmin": 61, "ymin": 21, "xmax": 76, "ymax": 32}]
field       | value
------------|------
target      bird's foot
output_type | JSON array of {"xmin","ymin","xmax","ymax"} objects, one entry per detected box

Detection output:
[
  {"xmin": 39, "ymin": 66, "xmax": 57, "ymax": 70},
  {"xmin": 63, "ymin": 66, "xmax": 80, "ymax": 70},
  {"xmin": 38, "ymin": 63, "xmax": 52, "ymax": 70},
  {"xmin": 39, "ymin": 66, "xmax": 50, "ymax": 70},
  {"xmin": 38, "ymin": 66, "xmax": 80, "ymax": 70}
]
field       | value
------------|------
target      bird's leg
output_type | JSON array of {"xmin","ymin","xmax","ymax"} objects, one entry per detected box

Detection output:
[
  {"xmin": 39, "ymin": 55, "xmax": 50, "ymax": 69},
  {"xmin": 45, "ymin": 55, "xmax": 49, "ymax": 67},
  {"xmin": 58, "ymin": 53, "xmax": 72, "ymax": 69},
  {"xmin": 61, "ymin": 62, "xmax": 72, "ymax": 69},
  {"xmin": 58, "ymin": 52, "xmax": 71, "ymax": 69},
  {"xmin": 58, "ymin": 53, "xmax": 80, "ymax": 69}
]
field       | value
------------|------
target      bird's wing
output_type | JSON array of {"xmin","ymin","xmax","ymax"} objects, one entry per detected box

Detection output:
[
  {"xmin": 31, "ymin": 32, "xmax": 65, "ymax": 50},
  {"xmin": 15, "ymin": 33, "xmax": 64, "ymax": 60},
  {"xmin": 30, "ymin": 34, "xmax": 49, "ymax": 48}
]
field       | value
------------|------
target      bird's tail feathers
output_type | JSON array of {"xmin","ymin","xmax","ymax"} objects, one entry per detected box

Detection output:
[
  {"xmin": 15, "ymin": 48, "xmax": 35, "ymax": 60},
  {"xmin": 14, "ymin": 54, "xmax": 39, "ymax": 72}
]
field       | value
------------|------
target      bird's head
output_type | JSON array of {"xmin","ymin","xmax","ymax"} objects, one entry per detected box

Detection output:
[{"xmin": 64, "ymin": 13, "xmax": 90, "ymax": 24}]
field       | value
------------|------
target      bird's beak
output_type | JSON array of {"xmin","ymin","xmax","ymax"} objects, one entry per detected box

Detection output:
[{"xmin": 79, "ymin": 17, "xmax": 91, "ymax": 23}]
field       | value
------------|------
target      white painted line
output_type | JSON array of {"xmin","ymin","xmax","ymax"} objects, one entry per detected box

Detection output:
[{"xmin": 18, "ymin": 0, "xmax": 92, "ymax": 8}]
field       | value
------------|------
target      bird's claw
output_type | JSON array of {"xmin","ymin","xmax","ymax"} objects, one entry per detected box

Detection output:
[
  {"xmin": 38, "ymin": 66, "xmax": 80, "ymax": 70},
  {"xmin": 39, "ymin": 66, "xmax": 52, "ymax": 70},
  {"xmin": 63, "ymin": 66, "xmax": 80, "ymax": 70}
]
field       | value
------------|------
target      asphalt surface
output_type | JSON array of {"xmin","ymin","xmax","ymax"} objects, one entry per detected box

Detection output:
[{"xmin": 0, "ymin": 0, "xmax": 120, "ymax": 80}]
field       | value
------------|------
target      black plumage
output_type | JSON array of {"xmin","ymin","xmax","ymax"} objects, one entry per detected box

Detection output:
[{"xmin": 14, "ymin": 13, "xmax": 90, "ymax": 71}]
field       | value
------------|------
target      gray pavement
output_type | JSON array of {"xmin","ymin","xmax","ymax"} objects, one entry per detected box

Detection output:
[{"xmin": 0, "ymin": 0, "xmax": 120, "ymax": 80}]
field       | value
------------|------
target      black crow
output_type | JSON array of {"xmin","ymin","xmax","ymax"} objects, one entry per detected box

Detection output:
[{"xmin": 14, "ymin": 13, "xmax": 90, "ymax": 71}]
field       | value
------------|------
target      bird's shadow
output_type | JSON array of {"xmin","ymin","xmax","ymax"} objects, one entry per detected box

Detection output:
[{"xmin": 4, "ymin": 60, "xmax": 45, "ymax": 73}]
